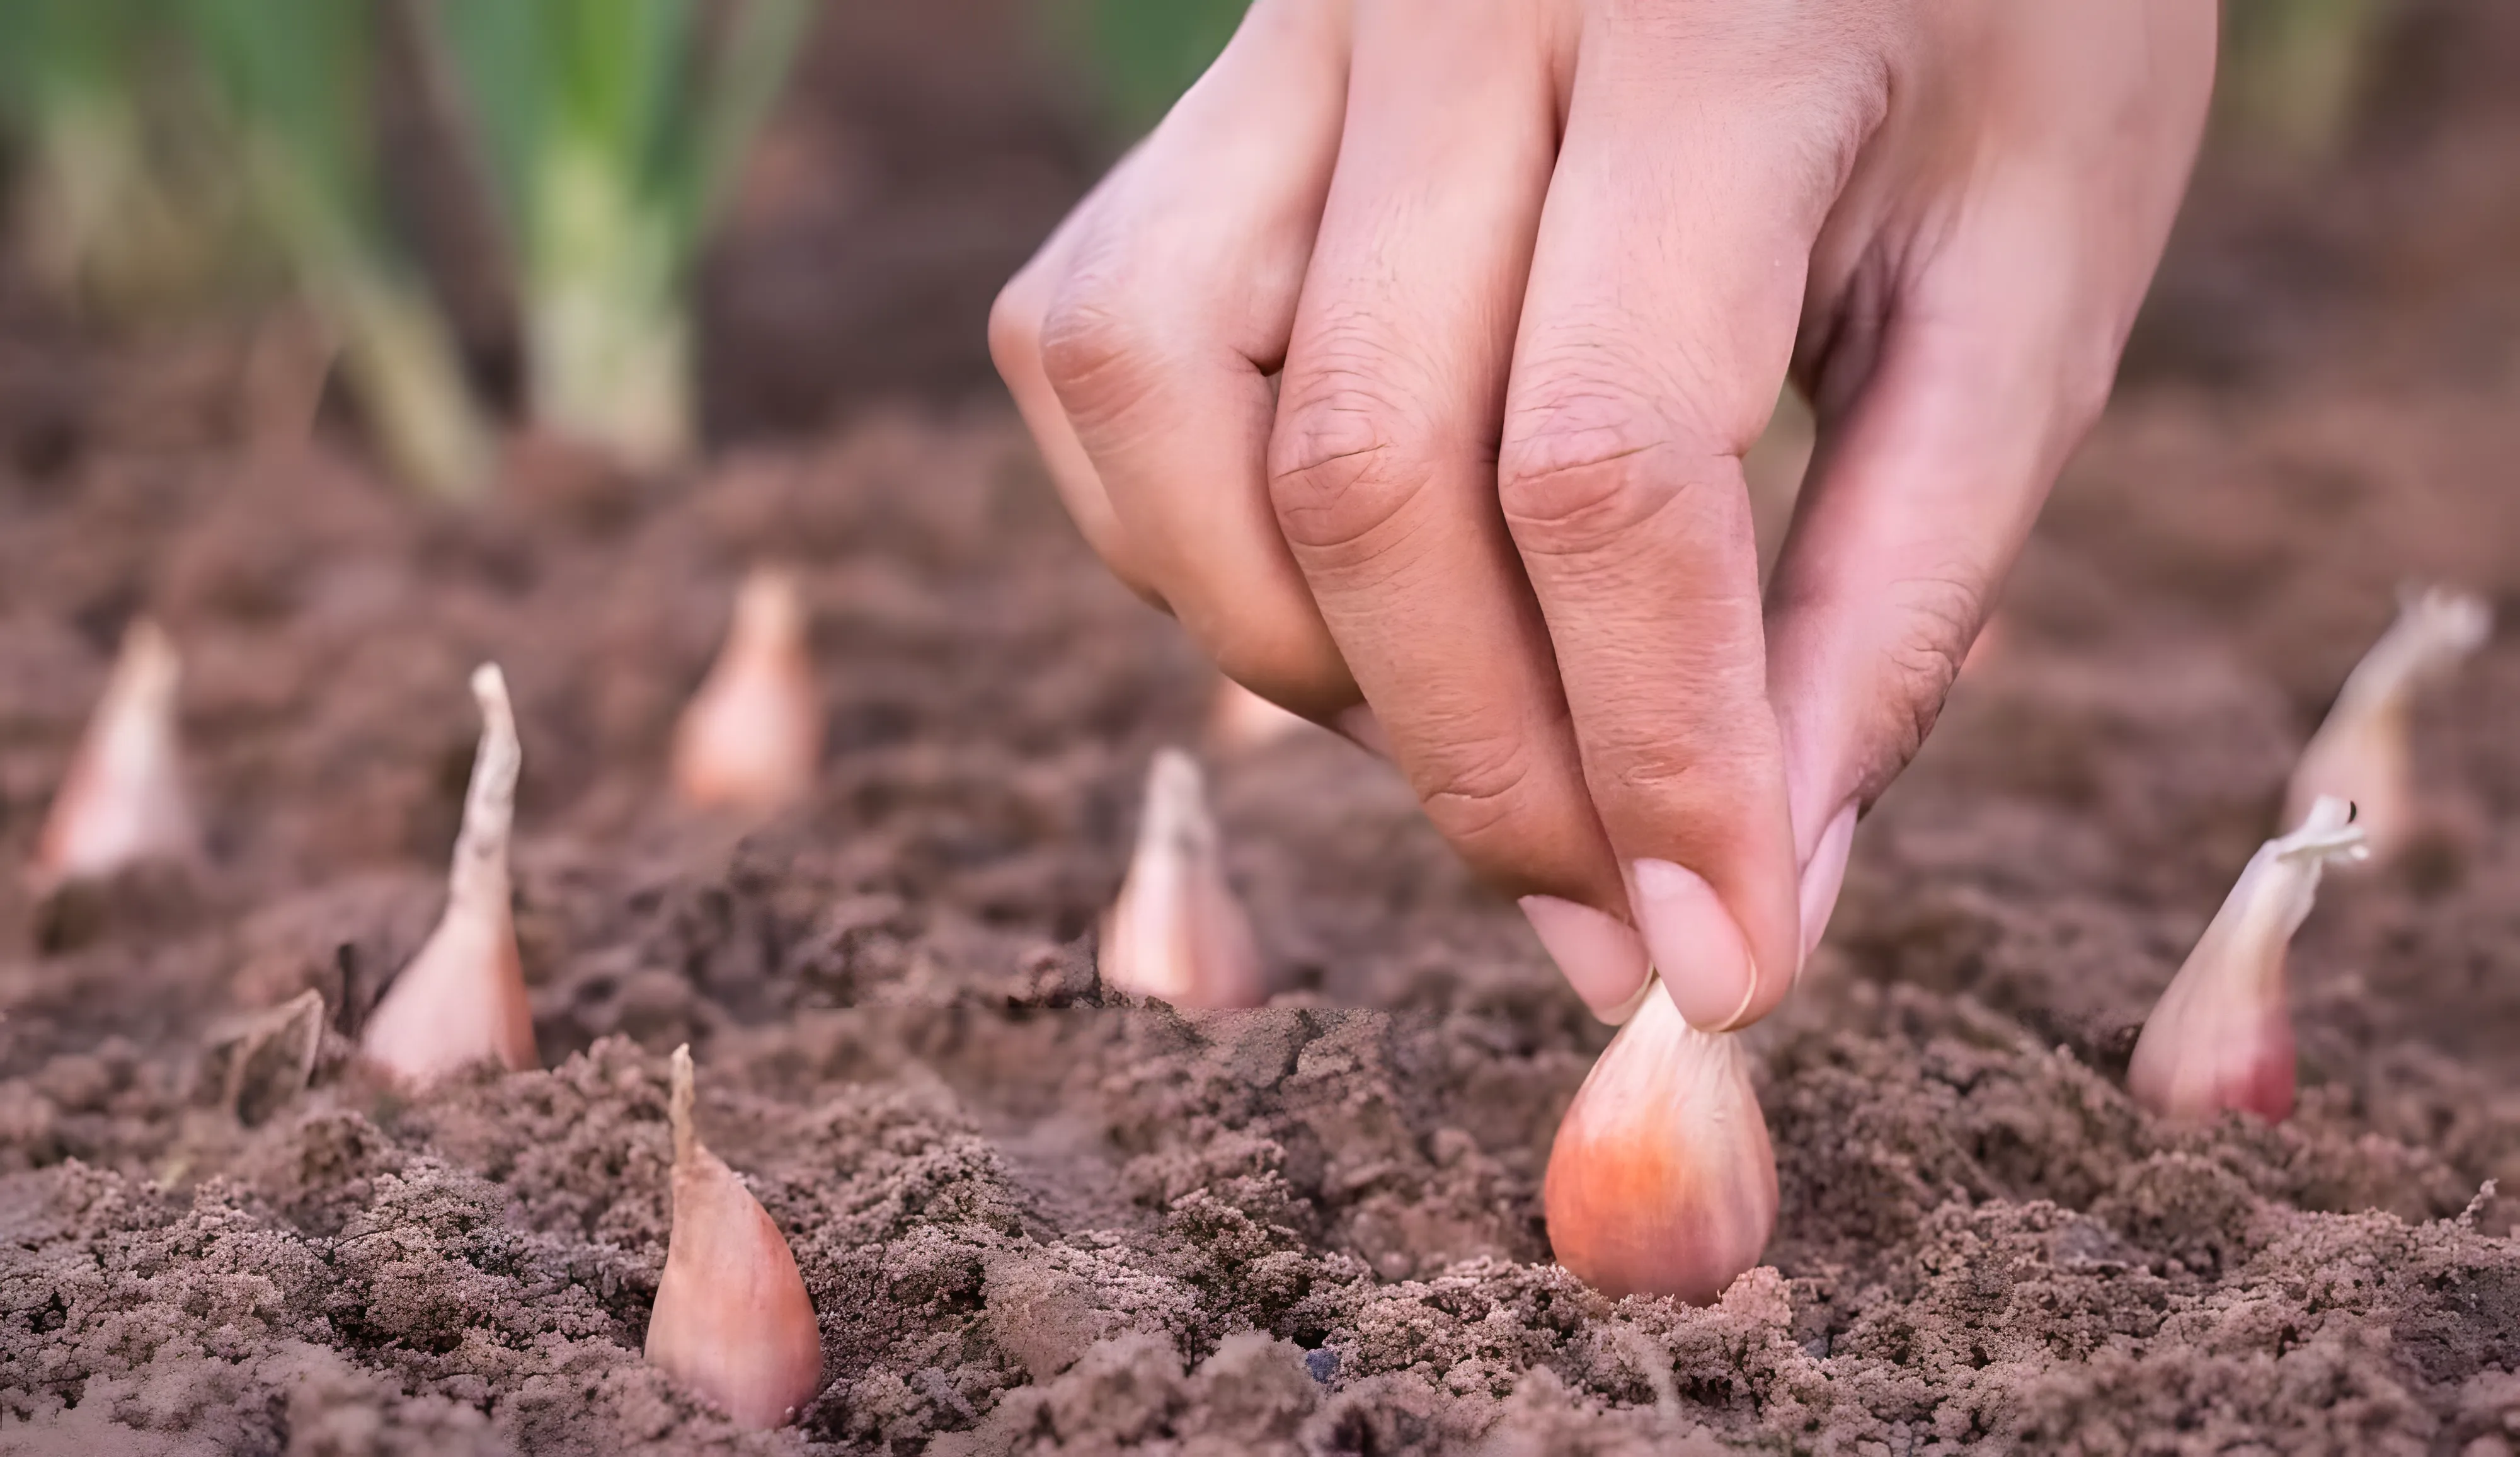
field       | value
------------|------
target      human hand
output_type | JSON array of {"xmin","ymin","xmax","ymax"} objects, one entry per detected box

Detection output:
[{"xmin": 992, "ymin": 0, "xmax": 2215, "ymax": 1028}]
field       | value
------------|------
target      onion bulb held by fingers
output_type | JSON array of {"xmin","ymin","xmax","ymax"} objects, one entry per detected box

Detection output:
[
  {"xmin": 1544, "ymin": 980, "xmax": 1778, "ymax": 1303},
  {"xmin": 32, "ymin": 619, "xmax": 198, "ymax": 890},
  {"xmin": 2286, "ymin": 585, "xmax": 2490, "ymax": 862},
  {"xmin": 673, "ymin": 567, "xmax": 820, "ymax": 814},
  {"xmin": 1099, "ymin": 749, "xmax": 1266, "ymax": 1008},
  {"xmin": 360, "ymin": 665, "xmax": 537, "ymax": 1088},
  {"xmin": 2127, "ymin": 795, "xmax": 2367, "ymax": 1123},
  {"xmin": 647, "ymin": 1045, "xmax": 823, "ymax": 1429}
]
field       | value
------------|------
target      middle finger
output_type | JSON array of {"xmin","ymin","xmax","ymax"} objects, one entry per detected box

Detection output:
[{"xmin": 1268, "ymin": 0, "xmax": 1649, "ymax": 1015}]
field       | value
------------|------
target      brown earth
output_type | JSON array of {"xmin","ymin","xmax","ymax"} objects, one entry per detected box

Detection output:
[{"xmin": 6, "ymin": 3, "xmax": 2520, "ymax": 1454}]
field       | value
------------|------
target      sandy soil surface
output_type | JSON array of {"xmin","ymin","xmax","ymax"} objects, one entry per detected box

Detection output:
[{"xmin": 5, "ymin": 4, "xmax": 2520, "ymax": 1454}]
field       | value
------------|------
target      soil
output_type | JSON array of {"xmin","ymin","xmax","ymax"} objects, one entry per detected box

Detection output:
[{"xmin": 6, "ymin": 4, "xmax": 2520, "ymax": 1454}]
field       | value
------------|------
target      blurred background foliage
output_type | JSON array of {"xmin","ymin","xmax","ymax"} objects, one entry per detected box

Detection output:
[
  {"xmin": 1050, "ymin": 0, "xmax": 1249, "ymax": 136},
  {"xmin": 0, "ymin": 0, "xmax": 2414, "ymax": 497}
]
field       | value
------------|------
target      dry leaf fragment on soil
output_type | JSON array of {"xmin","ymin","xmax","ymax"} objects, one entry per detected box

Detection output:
[
  {"xmin": 197, "ymin": 988, "xmax": 324, "ymax": 1127},
  {"xmin": 2286, "ymin": 584, "xmax": 2490, "ymax": 861},
  {"xmin": 672, "ymin": 567, "xmax": 821, "ymax": 814},
  {"xmin": 1544, "ymin": 978, "xmax": 1779, "ymax": 1303},
  {"xmin": 2128, "ymin": 795, "xmax": 2368, "ymax": 1123},
  {"xmin": 31, "ymin": 619, "xmax": 199, "ymax": 890},
  {"xmin": 1099, "ymin": 748, "xmax": 1266, "ymax": 1009},
  {"xmin": 358, "ymin": 664, "xmax": 537, "ymax": 1089},
  {"xmin": 647, "ymin": 1044, "xmax": 824, "ymax": 1429}
]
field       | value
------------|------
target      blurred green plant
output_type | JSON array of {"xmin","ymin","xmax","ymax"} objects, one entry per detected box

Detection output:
[
  {"xmin": 1050, "ymin": 0, "xmax": 1249, "ymax": 136},
  {"xmin": 184, "ymin": 0, "xmax": 493, "ymax": 500},
  {"xmin": 427, "ymin": 0, "xmax": 814, "ymax": 471},
  {"xmin": 2219, "ymin": 0, "xmax": 2391, "ymax": 161},
  {"xmin": 0, "ymin": 0, "xmax": 247, "ymax": 318}
]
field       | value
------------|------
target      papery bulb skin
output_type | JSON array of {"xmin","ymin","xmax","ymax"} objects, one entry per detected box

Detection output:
[
  {"xmin": 1544, "ymin": 981, "xmax": 1778, "ymax": 1303},
  {"xmin": 2285, "ymin": 585, "xmax": 2490, "ymax": 862},
  {"xmin": 1206, "ymin": 676, "xmax": 1311, "ymax": 754},
  {"xmin": 2128, "ymin": 795, "xmax": 2368, "ymax": 1122},
  {"xmin": 673, "ymin": 568, "xmax": 820, "ymax": 814},
  {"xmin": 647, "ymin": 1045, "xmax": 824, "ymax": 1429},
  {"xmin": 360, "ymin": 665, "xmax": 538, "ymax": 1088},
  {"xmin": 33, "ymin": 620, "xmax": 198, "ymax": 889},
  {"xmin": 1098, "ymin": 748, "xmax": 1266, "ymax": 1008}
]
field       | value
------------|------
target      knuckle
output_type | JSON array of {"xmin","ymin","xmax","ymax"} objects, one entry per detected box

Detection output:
[
  {"xmin": 1266, "ymin": 370, "xmax": 1429, "ymax": 556},
  {"xmin": 1871, "ymin": 573, "xmax": 1986, "ymax": 773},
  {"xmin": 1409, "ymin": 730, "xmax": 1548, "ymax": 858},
  {"xmin": 1498, "ymin": 387, "xmax": 1693, "ymax": 556},
  {"xmin": 1036, "ymin": 281, "xmax": 1162, "ymax": 422}
]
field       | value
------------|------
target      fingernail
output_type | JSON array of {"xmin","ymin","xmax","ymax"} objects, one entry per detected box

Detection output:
[
  {"xmin": 1628, "ymin": 859, "xmax": 1758, "ymax": 1032},
  {"xmin": 1797, "ymin": 801, "xmax": 1858, "ymax": 969},
  {"xmin": 1334, "ymin": 704, "xmax": 1393, "ymax": 761},
  {"xmin": 1518, "ymin": 896, "xmax": 1652, "ymax": 1023}
]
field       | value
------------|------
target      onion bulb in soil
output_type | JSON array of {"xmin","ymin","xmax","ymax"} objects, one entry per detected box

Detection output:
[
  {"xmin": 673, "ymin": 567, "xmax": 820, "ymax": 814},
  {"xmin": 647, "ymin": 1044, "xmax": 823, "ymax": 1429},
  {"xmin": 1099, "ymin": 748, "xmax": 1266, "ymax": 1008},
  {"xmin": 360, "ymin": 665, "xmax": 537, "ymax": 1088},
  {"xmin": 32, "ymin": 619, "xmax": 198, "ymax": 890},
  {"xmin": 2286, "ymin": 584, "xmax": 2490, "ymax": 861},
  {"xmin": 1544, "ymin": 979, "xmax": 1778, "ymax": 1302},
  {"xmin": 2128, "ymin": 795, "xmax": 2368, "ymax": 1122}
]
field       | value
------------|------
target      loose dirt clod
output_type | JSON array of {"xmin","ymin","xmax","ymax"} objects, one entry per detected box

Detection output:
[
  {"xmin": 30, "ymin": 619, "xmax": 197, "ymax": 891},
  {"xmin": 1543, "ymin": 979, "xmax": 1779, "ymax": 1302},
  {"xmin": 672, "ymin": 566, "xmax": 822, "ymax": 814},
  {"xmin": 1099, "ymin": 747, "xmax": 1266, "ymax": 1008},
  {"xmin": 646, "ymin": 1043, "xmax": 824, "ymax": 1429},
  {"xmin": 358, "ymin": 664, "xmax": 537, "ymax": 1088},
  {"xmin": 2128, "ymin": 795, "xmax": 2368, "ymax": 1122}
]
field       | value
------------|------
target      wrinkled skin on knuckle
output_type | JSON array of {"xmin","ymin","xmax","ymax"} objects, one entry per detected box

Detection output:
[
  {"xmin": 1267, "ymin": 373, "xmax": 1429, "ymax": 558},
  {"xmin": 1495, "ymin": 389, "xmax": 1690, "ymax": 558},
  {"xmin": 1036, "ymin": 277, "xmax": 1168, "ymax": 429},
  {"xmin": 1405, "ymin": 730, "xmax": 1564, "ymax": 885},
  {"xmin": 1859, "ymin": 572, "xmax": 1984, "ymax": 800}
]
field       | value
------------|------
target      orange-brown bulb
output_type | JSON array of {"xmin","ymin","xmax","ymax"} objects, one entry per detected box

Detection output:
[
  {"xmin": 2128, "ymin": 795, "xmax": 2366, "ymax": 1122},
  {"xmin": 1099, "ymin": 748, "xmax": 1266, "ymax": 1008},
  {"xmin": 2286, "ymin": 585, "xmax": 2488, "ymax": 862},
  {"xmin": 360, "ymin": 665, "xmax": 537, "ymax": 1088},
  {"xmin": 32, "ymin": 619, "xmax": 198, "ymax": 889},
  {"xmin": 672, "ymin": 568, "xmax": 820, "ymax": 814},
  {"xmin": 646, "ymin": 1044, "xmax": 823, "ymax": 1429},
  {"xmin": 1544, "ymin": 980, "xmax": 1777, "ymax": 1302}
]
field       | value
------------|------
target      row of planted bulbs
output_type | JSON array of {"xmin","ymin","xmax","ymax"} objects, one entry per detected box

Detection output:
[{"xmin": 20, "ymin": 571, "xmax": 2494, "ymax": 1425}]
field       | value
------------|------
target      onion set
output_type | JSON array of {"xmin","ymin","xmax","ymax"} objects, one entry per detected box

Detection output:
[
  {"xmin": 646, "ymin": 1044, "xmax": 823, "ymax": 1428},
  {"xmin": 2127, "ymin": 795, "xmax": 2367, "ymax": 1123},
  {"xmin": 2286, "ymin": 585, "xmax": 2490, "ymax": 863},
  {"xmin": 1543, "ymin": 979, "xmax": 1778, "ymax": 1303},
  {"xmin": 672, "ymin": 567, "xmax": 820, "ymax": 814},
  {"xmin": 360, "ymin": 664, "xmax": 537, "ymax": 1088},
  {"xmin": 32, "ymin": 620, "xmax": 199, "ymax": 890},
  {"xmin": 1099, "ymin": 748, "xmax": 1266, "ymax": 1008}
]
